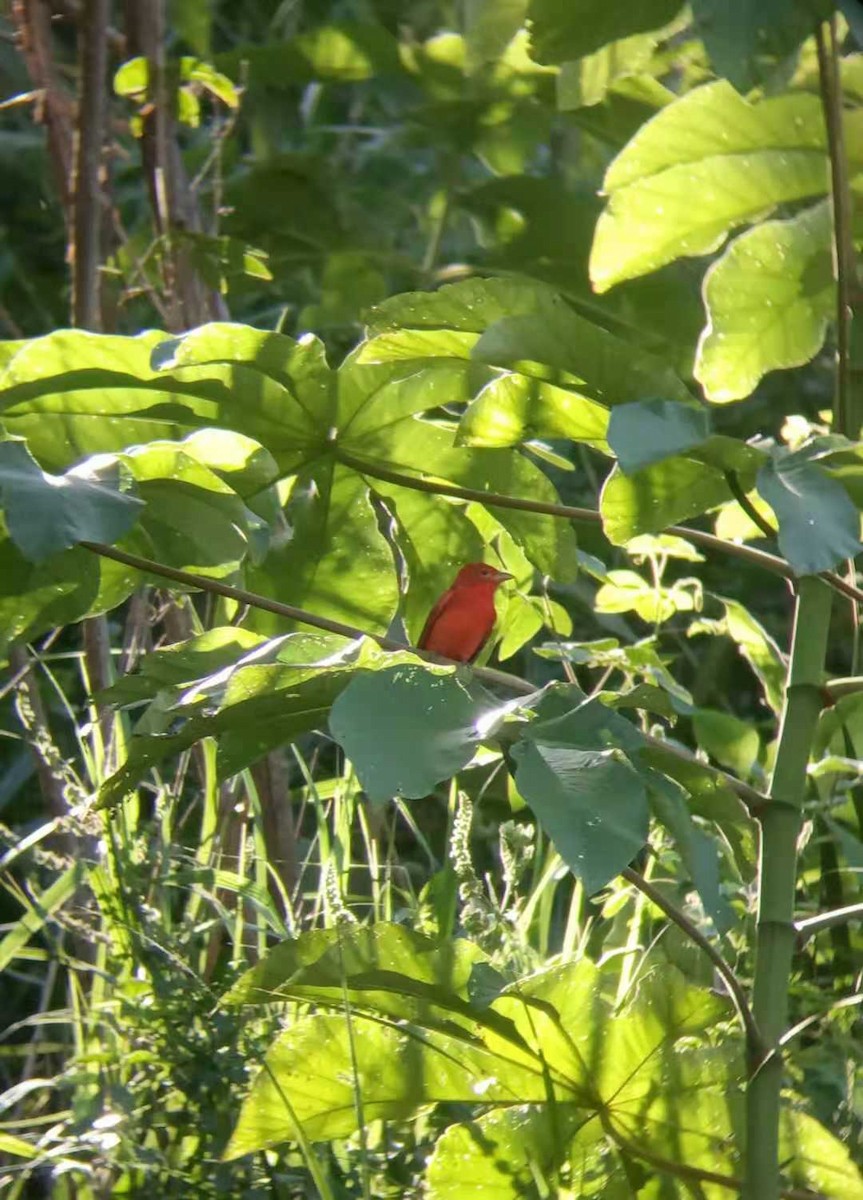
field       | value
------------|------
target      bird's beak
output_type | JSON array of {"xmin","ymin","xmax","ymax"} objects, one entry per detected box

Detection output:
[{"xmin": 495, "ymin": 570, "xmax": 514, "ymax": 583}]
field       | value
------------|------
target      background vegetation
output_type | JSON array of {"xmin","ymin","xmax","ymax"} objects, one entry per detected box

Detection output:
[{"xmin": 2, "ymin": 0, "xmax": 863, "ymax": 1196}]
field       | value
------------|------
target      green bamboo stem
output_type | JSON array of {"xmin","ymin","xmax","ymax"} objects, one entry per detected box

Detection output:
[{"xmin": 744, "ymin": 576, "xmax": 833, "ymax": 1200}]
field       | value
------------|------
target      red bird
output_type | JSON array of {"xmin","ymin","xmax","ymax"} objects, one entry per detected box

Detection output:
[{"xmin": 417, "ymin": 562, "xmax": 513, "ymax": 663}]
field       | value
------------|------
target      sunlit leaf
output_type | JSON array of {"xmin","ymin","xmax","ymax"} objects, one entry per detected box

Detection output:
[
  {"xmin": 696, "ymin": 201, "xmax": 834, "ymax": 403},
  {"xmin": 590, "ymin": 82, "xmax": 863, "ymax": 290}
]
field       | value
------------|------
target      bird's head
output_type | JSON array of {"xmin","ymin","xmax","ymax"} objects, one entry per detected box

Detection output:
[{"xmin": 452, "ymin": 562, "xmax": 513, "ymax": 590}]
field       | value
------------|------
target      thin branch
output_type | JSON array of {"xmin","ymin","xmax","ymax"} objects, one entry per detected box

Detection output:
[
  {"xmin": 779, "ymin": 991, "xmax": 863, "ymax": 1050},
  {"xmin": 606, "ymin": 1117, "xmax": 824, "ymax": 1200},
  {"xmin": 621, "ymin": 866, "xmax": 766, "ymax": 1067},
  {"xmin": 124, "ymin": 0, "xmax": 228, "ymax": 328},
  {"xmin": 71, "ymin": 0, "xmax": 109, "ymax": 329},
  {"xmin": 11, "ymin": 0, "xmax": 75, "ymax": 209},
  {"xmin": 822, "ymin": 675, "xmax": 863, "ymax": 700},
  {"xmin": 336, "ymin": 450, "xmax": 796, "ymax": 579},
  {"xmin": 336, "ymin": 450, "xmax": 863, "ymax": 606},
  {"xmin": 80, "ymin": 538, "xmax": 536, "ymax": 693},
  {"xmin": 821, "ymin": 568, "xmax": 863, "ymax": 605},
  {"xmin": 795, "ymin": 900, "xmax": 863, "ymax": 944},
  {"xmin": 816, "ymin": 17, "xmax": 856, "ymax": 438},
  {"xmin": 79, "ymin": 538, "xmax": 768, "ymax": 814},
  {"xmin": 722, "ymin": 470, "xmax": 776, "ymax": 540}
]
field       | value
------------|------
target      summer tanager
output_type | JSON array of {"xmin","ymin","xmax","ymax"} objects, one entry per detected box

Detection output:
[{"xmin": 417, "ymin": 562, "xmax": 513, "ymax": 662}]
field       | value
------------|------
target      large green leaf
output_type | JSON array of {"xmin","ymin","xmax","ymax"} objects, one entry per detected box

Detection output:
[
  {"xmin": 512, "ymin": 740, "xmax": 649, "ymax": 893},
  {"xmin": 0, "ymin": 325, "xmax": 328, "ymax": 475},
  {"xmin": 527, "ymin": 0, "xmax": 684, "ymax": 63},
  {"xmin": 601, "ymin": 457, "xmax": 734, "ymax": 543},
  {"xmin": 224, "ymin": 923, "xmax": 491, "ymax": 1018},
  {"xmin": 227, "ymin": 950, "xmax": 597, "ymax": 1158},
  {"xmin": 757, "ymin": 450, "xmax": 862, "ymax": 575},
  {"xmin": 150, "ymin": 323, "xmax": 333, "ymax": 428},
  {"xmin": 512, "ymin": 693, "xmax": 650, "ymax": 893},
  {"xmin": 691, "ymin": 0, "xmax": 834, "ymax": 92},
  {"xmin": 515, "ymin": 684, "xmax": 753, "ymax": 887},
  {"xmin": 224, "ymin": 932, "xmax": 749, "ymax": 1194},
  {"xmin": 590, "ymin": 82, "xmax": 862, "ymax": 291},
  {"xmin": 606, "ymin": 399, "xmax": 711, "ymax": 474},
  {"xmin": 224, "ymin": 1010, "xmax": 550, "ymax": 1154},
  {"xmin": 342, "ymin": 378, "xmax": 579, "ymax": 581},
  {"xmin": 222, "ymin": 924, "xmax": 518, "ymax": 1055},
  {"xmin": 0, "ymin": 438, "xmax": 143, "ymax": 562},
  {"xmin": 469, "ymin": 307, "xmax": 692, "ymax": 406},
  {"xmin": 97, "ymin": 635, "xmax": 391, "ymax": 807},
  {"xmin": 329, "ymin": 666, "xmax": 494, "ymax": 803},
  {"xmin": 171, "ymin": 428, "xmax": 280, "ymax": 501},
  {"xmin": 119, "ymin": 441, "xmax": 253, "ymax": 578},
  {"xmin": 458, "ymin": 370, "xmax": 610, "ymax": 451},
  {"xmin": 363, "ymin": 277, "xmax": 692, "ymax": 456},
  {"xmin": 246, "ymin": 459, "xmax": 399, "ymax": 638},
  {"xmin": 696, "ymin": 200, "xmax": 834, "ymax": 403},
  {"xmin": 426, "ymin": 1104, "xmax": 599, "ymax": 1199}
]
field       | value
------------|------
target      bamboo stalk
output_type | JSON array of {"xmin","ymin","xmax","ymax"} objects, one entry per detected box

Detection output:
[{"xmin": 744, "ymin": 577, "xmax": 832, "ymax": 1199}]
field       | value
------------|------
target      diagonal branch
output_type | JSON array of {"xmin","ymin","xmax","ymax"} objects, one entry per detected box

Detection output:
[
  {"xmin": 71, "ymin": 0, "xmax": 110, "ymax": 329},
  {"xmin": 795, "ymin": 900, "xmax": 863, "ymax": 945},
  {"xmin": 621, "ymin": 865, "xmax": 765, "ymax": 1068},
  {"xmin": 79, "ymin": 537, "xmax": 768, "ymax": 815},
  {"xmin": 336, "ymin": 450, "xmax": 863, "ymax": 606}
]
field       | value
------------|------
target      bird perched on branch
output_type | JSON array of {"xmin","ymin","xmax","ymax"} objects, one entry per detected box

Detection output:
[{"xmin": 417, "ymin": 562, "xmax": 513, "ymax": 663}]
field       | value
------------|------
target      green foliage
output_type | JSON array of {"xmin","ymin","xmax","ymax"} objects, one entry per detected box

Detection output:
[
  {"xmin": 696, "ymin": 200, "xmax": 835, "ymax": 402},
  {"xmin": 0, "ymin": 438, "xmax": 142, "ymax": 561},
  {"xmin": 528, "ymin": 0, "xmax": 684, "ymax": 62},
  {"xmin": 606, "ymin": 398, "xmax": 711, "ymax": 473},
  {"xmin": 5, "ymin": 1, "xmax": 863, "ymax": 1196},
  {"xmin": 690, "ymin": 0, "xmax": 835, "ymax": 91},
  {"xmin": 590, "ymin": 81, "xmax": 858, "ymax": 294},
  {"xmin": 757, "ymin": 446, "xmax": 863, "ymax": 574},
  {"xmin": 329, "ymin": 666, "xmax": 494, "ymax": 803}
]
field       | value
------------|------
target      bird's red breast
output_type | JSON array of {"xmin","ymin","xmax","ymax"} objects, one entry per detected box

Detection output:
[{"xmin": 417, "ymin": 563, "xmax": 513, "ymax": 663}]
